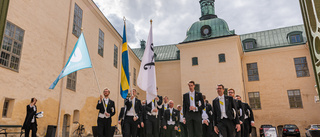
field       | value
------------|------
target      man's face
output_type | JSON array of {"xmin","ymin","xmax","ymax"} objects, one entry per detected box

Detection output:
[
  {"xmin": 34, "ymin": 99, "xmax": 37, "ymax": 105},
  {"xmin": 217, "ymin": 86, "xmax": 224, "ymax": 96},
  {"xmin": 228, "ymin": 90, "xmax": 235, "ymax": 97},
  {"xmin": 236, "ymin": 97, "xmax": 242, "ymax": 101},
  {"xmin": 132, "ymin": 90, "xmax": 137, "ymax": 96},
  {"xmin": 177, "ymin": 106, "xmax": 181, "ymax": 111},
  {"xmin": 169, "ymin": 101, "xmax": 174, "ymax": 108},
  {"xmin": 164, "ymin": 97, "xmax": 169, "ymax": 103},
  {"xmin": 142, "ymin": 100, "xmax": 146, "ymax": 105},
  {"xmin": 104, "ymin": 89, "xmax": 110, "ymax": 97},
  {"xmin": 188, "ymin": 83, "xmax": 195, "ymax": 91}
]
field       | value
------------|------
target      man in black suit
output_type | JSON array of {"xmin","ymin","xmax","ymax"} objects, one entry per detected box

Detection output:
[
  {"xmin": 183, "ymin": 80, "xmax": 204, "ymax": 137},
  {"xmin": 162, "ymin": 100, "xmax": 179, "ymax": 137},
  {"xmin": 177, "ymin": 105, "xmax": 187, "ymax": 137},
  {"xmin": 236, "ymin": 95, "xmax": 254, "ymax": 137},
  {"xmin": 212, "ymin": 84, "xmax": 240, "ymax": 137},
  {"xmin": 96, "ymin": 88, "xmax": 116, "ymax": 137},
  {"xmin": 118, "ymin": 106, "xmax": 126, "ymax": 136},
  {"xmin": 228, "ymin": 89, "xmax": 244, "ymax": 137},
  {"xmin": 22, "ymin": 98, "xmax": 38, "ymax": 137},
  {"xmin": 201, "ymin": 95, "xmax": 218, "ymax": 137},
  {"xmin": 160, "ymin": 96, "xmax": 169, "ymax": 137},
  {"xmin": 138, "ymin": 100, "xmax": 147, "ymax": 137},
  {"xmin": 146, "ymin": 91, "xmax": 163, "ymax": 137},
  {"xmin": 123, "ymin": 89, "xmax": 142, "ymax": 137}
]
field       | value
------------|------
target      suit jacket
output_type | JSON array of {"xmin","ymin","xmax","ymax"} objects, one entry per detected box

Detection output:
[
  {"xmin": 234, "ymin": 99, "xmax": 244, "ymax": 122},
  {"xmin": 212, "ymin": 95, "xmax": 240, "ymax": 126},
  {"xmin": 146, "ymin": 95, "xmax": 163, "ymax": 113},
  {"xmin": 162, "ymin": 108, "xmax": 179, "ymax": 127},
  {"xmin": 141, "ymin": 104, "xmax": 147, "ymax": 122},
  {"xmin": 182, "ymin": 91, "xmax": 204, "ymax": 118},
  {"xmin": 118, "ymin": 107, "xmax": 125, "ymax": 121},
  {"xmin": 242, "ymin": 102, "xmax": 254, "ymax": 133},
  {"xmin": 159, "ymin": 103, "xmax": 169, "ymax": 120},
  {"xmin": 203, "ymin": 102, "xmax": 213, "ymax": 124},
  {"xmin": 22, "ymin": 105, "xmax": 37, "ymax": 129},
  {"xmin": 124, "ymin": 97, "xmax": 142, "ymax": 122},
  {"xmin": 96, "ymin": 98, "xmax": 116, "ymax": 118}
]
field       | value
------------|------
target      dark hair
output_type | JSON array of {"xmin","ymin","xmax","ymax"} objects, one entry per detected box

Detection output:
[
  {"xmin": 164, "ymin": 96, "xmax": 169, "ymax": 99},
  {"xmin": 235, "ymin": 95, "xmax": 241, "ymax": 98},
  {"xmin": 202, "ymin": 95, "xmax": 206, "ymax": 100},
  {"xmin": 31, "ymin": 98, "xmax": 35, "ymax": 103},
  {"xmin": 188, "ymin": 81, "xmax": 195, "ymax": 85},
  {"xmin": 217, "ymin": 84, "xmax": 224, "ymax": 89}
]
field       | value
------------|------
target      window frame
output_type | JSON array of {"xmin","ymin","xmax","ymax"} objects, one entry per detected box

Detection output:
[
  {"xmin": 98, "ymin": 29, "xmax": 104, "ymax": 57},
  {"xmin": 66, "ymin": 71, "xmax": 77, "ymax": 91},
  {"xmin": 218, "ymin": 53, "xmax": 226, "ymax": 63},
  {"xmin": 294, "ymin": 57, "xmax": 310, "ymax": 77},
  {"xmin": 287, "ymin": 31, "xmax": 303, "ymax": 44},
  {"xmin": 248, "ymin": 92, "xmax": 261, "ymax": 110},
  {"xmin": 113, "ymin": 45, "xmax": 118, "ymax": 68},
  {"xmin": 242, "ymin": 38, "xmax": 256, "ymax": 50},
  {"xmin": 192, "ymin": 57, "xmax": 198, "ymax": 66},
  {"xmin": 72, "ymin": 3, "xmax": 83, "ymax": 38},
  {"xmin": 287, "ymin": 89, "xmax": 303, "ymax": 108},
  {"xmin": 0, "ymin": 21, "xmax": 25, "ymax": 72},
  {"xmin": 246, "ymin": 62, "xmax": 259, "ymax": 81}
]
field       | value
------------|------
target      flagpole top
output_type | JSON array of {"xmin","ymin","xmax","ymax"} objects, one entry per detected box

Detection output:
[
  {"xmin": 123, "ymin": 16, "xmax": 126, "ymax": 22},
  {"xmin": 150, "ymin": 19, "xmax": 152, "ymax": 24},
  {"xmin": 81, "ymin": 27, "xmax": 83, "ymax": 32}
]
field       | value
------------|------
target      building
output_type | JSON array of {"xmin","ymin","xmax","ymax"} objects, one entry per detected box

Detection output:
[{"xmin": 1, "ymin": 0, "xmax": 319, "ymax": 136}]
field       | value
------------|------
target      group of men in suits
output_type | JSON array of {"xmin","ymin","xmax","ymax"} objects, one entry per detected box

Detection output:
[{"xmin": 96, "ymin": 81, "xmax": 255, "ymax": 137}]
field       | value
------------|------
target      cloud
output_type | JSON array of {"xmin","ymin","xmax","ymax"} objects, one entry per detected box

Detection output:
[{"xmin": 94, "ymin": 0, "xmax": 303, "ymax": 48}]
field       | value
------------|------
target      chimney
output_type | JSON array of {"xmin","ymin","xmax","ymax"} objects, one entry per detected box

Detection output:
[{"xmin": 140, "ymin": 40, "xmax": 146, "ymax": 49}]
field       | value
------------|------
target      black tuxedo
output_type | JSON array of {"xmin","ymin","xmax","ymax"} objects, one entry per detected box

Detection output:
[
  {"xmin": 22, "ymin": 105, "xmax": 37, "ymax": 137},
  {"xmin": 138, "ymin": 104, "xmax": 147, "ymax": 137},
  {"xmin": 182, "ymin": 91, "xmax": 204, "ymax": 137},
  {"xmin": 202, "ymin": 103, "xmax": 218, "ymax": 137},
  {"xmin": 233, "ymin": 99, "xmax": 244, "ymax": 137},
  {"xmin": 96, "ymin": 98, "xmax": 116, "ymax": 137},
  {"xmin": 212, "ymin": 95, "xmax": 239, "ymax": 137},
  {"xmin": 123, "ymin": 97, "xmax": 142, "ymax": 137},
  {"xmin": 145, "ymin": 95, "xmax": 163, "ymax": 137},
  {"xmin": 159, "ymin": 103, "xmax": 169, "ymax": 137},
  {"xmin": 162, "ymin": 108, "xmax": 179, "ymax": 137},
  {"xmin": 242, "ymin": 102, "xmax": 254, "ymax": 137},
  {"xmin": 118, "ymin": 107, "xmax": 125, "ymax": 134}
]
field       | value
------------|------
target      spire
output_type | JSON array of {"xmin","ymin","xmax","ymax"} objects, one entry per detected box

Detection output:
[{"xmin": 199, "ymin": 0, "xmax": 217, "ymax": 20}]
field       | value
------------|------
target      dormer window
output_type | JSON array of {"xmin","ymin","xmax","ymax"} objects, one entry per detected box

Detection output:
[
  {"xmin": 242, "ymin": 38, "xmax": 257, "ymax": 50},
  {"xmin": 287, "ymin": 31, "xmax": 303, "ymax": 44}
]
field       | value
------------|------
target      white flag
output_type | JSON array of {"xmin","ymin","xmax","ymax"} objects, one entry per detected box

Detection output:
[{"xmin": 137, "ymin": 22, "xmax": 157, "ymax": 104}]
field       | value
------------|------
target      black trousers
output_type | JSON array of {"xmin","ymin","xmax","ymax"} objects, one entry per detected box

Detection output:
[
  {"xmin": 123, "ymin": 116, "xmax": 138, "ymax": 137},
  {"xmin": 146, "ymin": 115, "xmax": 159, "ymax": 137},
  {"xmin": 217, "ymin": 118, "xmax": 235, "ymax": 137},
  {"xmin": 137, "ymin": 126, "xmax": 145, "ymax": 137},
  {"xmin": 179, "ymin": 122, "xmax": 188, "ymax": 137},
  {"xmin": 186, "ymin": 111, "xmax": 202, "ymax": 137},
  {"xmin": 97, "ymin": 117, "xmax": 112, "ymax": 137},
  {"xmin": 165, "ymin": 125, "xmax": 177, "ymax": 137},
  {"xmin": 240, "ymin": 123, "xmax": 245, "ymax": 137},
  {"xmin": 25, "ymin": 123, "xmax": 37, "ymax": 137},
  {"xmin": 243, "ymin": 119, "xmax": 251, "ymax": 137},
  {"xmin": 202, "ymin": 123, "xmax": 218, "ymax": 137}
]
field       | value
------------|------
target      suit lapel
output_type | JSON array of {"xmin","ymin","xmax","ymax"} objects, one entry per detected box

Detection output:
[
  {"xmin": 225, "ymin": 97, "xmax": 229, "ymax": 112},
  {"xmin": 186, "ymin": 94, "xmax": 190, "ymax": 106},
  {"xmin": 216, "ymin": 98, "xmax": 221, "ymax": 113}
]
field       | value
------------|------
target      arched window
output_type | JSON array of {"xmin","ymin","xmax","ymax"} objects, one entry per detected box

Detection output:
[
  {"xmin": 287, "ymin": 31, "xmax": 303, "ymax": 44},
  {"xmin": 242, "ymin": 38, "xmax": 257, "ymax": 50}
]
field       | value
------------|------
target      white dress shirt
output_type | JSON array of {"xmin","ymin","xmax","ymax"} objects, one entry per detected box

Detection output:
[
  {"xmin": 218, "ymin": 95, "xmax": 228, "ymax": 119},
  {"xmin": 98, "ymin": 98, "xmax": 110, "ymax": 118},
  {"xmin": 167, "ymin": 108, "xmax": 175, "ymax": 125},
  {"xmin": 202, "ymin": 105, "xmax": 209, "ymax": 124},
  {"xmin": 179, "ymin": 110, "xmax": 184, "ymax": 123},
  {"xmin": 151, "ymin": 99, "xmax": 159, "ymax": 116},
  {"xmin": 126, "ymin": 97, "xmax": 136, "ymax": 116},
  {"xmin": 189, "ymin": 91, "xmax": 198, "ymax": 112},
  {"xmin": 30, "ymin": 105, "xmax": 36, "ymax": 123}
]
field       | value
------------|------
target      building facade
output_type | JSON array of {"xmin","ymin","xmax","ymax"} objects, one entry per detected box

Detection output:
[{"xmin": 1, "ymin": 0, "xmax": 319, "ymax": 137}]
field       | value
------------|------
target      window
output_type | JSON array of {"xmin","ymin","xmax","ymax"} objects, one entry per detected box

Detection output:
[
  {"xmin": 219, "ymin": 53, "xmax": 226, "ymax": 63},
  {"xmin": 73, "ymin": 110, "xmax": 80, "ymax": 123},
  {"xmin": 133, "ymin": 68, "xmax": 136, "ymax": 86},
  {"xmin": 248, "ymin": 92, "xmax": 261, "ymax": 109},
  {"xmin": 287, "ymin": 31, "xmax": 303, "ymax": 44},
  {"xmin": 66, "ymin": 72, "xmax": 77, "ymax": 91},
  {"xmin": 2, "ymin": 98, "xmax": 14, "ymax": 118},
  {"xmin": 98, "ymin": 29, "xmax": 104, "ymax": 57},
  {"xmin": 113, "ymin": 45, "xmax": 118, "ymax": 68},
  {"xmin": 287, "ymin": 89, "xmax": 303, "ymax": 108},
  {"xmin": 247, "ymin": 63, "xmax": 259, "ymax": 81},
  {"xmin": 72, "ymin": 3, "xmax": 83, "ymax": 37},
  {"xmin": 294, "ymin": 57, "xmax": 310, "ymax": 77},
  {"xmin": 192, "ymin": 57, "xmax": 198, "ymax": 66},
  {"xmin": 242, "ymin": 38, "xmax": 256, "ymax": 50},
  {"xmin": 195, "ymin": 84, "xmax": 200, "ymax": 92},
  {"xmin": 0, "ymin": 21, "xmax": 24, "ymax": 71}
]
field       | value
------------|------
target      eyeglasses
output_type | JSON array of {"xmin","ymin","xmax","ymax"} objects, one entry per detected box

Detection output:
[
  {"xmin": 216, "ymin": 88, "xmax": 223, "ymax": 90},
  {"xmin": 228, "ymin": 92, "xmax": 234, "ymax": 94}
]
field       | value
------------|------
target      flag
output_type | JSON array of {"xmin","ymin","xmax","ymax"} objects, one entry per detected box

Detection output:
[
  {"xmin": 120, "ymin": 23, "xmax": 130, "ymax": 99},
  {"xmin": 49, "ymin": 33, "xmax": 92, "ymax": 89},
  {"xmin": 137, "ymin": 22, "xmax": 157, "ymax": 103}
]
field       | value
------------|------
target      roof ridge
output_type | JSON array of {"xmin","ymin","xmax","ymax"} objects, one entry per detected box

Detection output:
[{"xmin": 241, "ymin": 24, "xmax": 304, "ymax": 36}]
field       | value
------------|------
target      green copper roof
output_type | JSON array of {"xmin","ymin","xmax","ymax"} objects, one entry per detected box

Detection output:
[
  {"xmin": 240, "ymin": 25, "xmax": 307, "ymax": 52},
  {"xmin": 132, "ymin": 44, "xmax": 179, "ymax": 62},
  {"xmin": 182, "ymin": 18, "xmax": 235, "ymax": 43}
]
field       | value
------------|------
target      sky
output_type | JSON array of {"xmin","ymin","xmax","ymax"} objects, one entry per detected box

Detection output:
[{"xmin": 93, "ymin": 0, "xmax": 303, "ymax": 49}]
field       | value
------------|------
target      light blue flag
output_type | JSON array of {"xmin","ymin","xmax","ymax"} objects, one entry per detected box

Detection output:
[{"xmin": 49, "ymin": 33, "xmax": 92, "ymax": 89}]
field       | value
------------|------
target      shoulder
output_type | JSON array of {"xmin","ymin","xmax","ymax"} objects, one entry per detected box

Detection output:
[
  {"xmin": 183, "ymin": 93, "xmax": 188, "ymax": 96},
  {"xmin": 195, "ymin": 91, "xmax": 202, "ymax": 95},
  {"xmin": 110, "ymin": 99, "xmax": 115, "ymax": 103}
]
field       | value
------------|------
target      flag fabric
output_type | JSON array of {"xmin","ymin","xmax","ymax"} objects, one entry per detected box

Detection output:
[
  {"xmin": 120, "ymin": 23, "xmax": 130, "ymax": 99},
  {"xmin": 49, "ymin": 33, "xmax": 92, "ymax": 89},
  {"xmin": 137, "ymin": 22, "xmax": 157, "ymax": 103}
]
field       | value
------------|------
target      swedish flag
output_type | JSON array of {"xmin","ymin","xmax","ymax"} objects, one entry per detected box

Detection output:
[{"xmin": 120, "ymin": 23, "xmax": 130, "ymax": 99}]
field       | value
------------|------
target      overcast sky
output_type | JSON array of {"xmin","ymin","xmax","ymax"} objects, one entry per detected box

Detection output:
[{"xmin": 93, "ymin": 0, "xmax": 303, "ymax": 49}]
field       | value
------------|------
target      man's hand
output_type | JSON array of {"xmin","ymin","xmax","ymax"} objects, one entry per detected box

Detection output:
[
  {"xmin": 152, "ymin": 108, "xmax": 158, "ymax": 113},
  {"xmin": 236, "ymin": 124, "xmax": 241, "ymax": 132},
  {"xmin": 133, "ymin": 116, "xmax": 138, "ymax": 121},
  {"xmin": 214, "ymin": 126, "xmax": 219, "ymax": 134},
  {"xmin": 163, "ymin": 126, "xmax": 167, "ymax": 130},
  {"xmin": 105, "ymin": 113, "xmax": 110, "ymax": 116},
  {"xmin": 240, "ymin": 121, "xmax": 243, "ymax": 124},
  {"xmin": 138, "ymin": 125, "xmax": 140, "ymax": 128},
  {"xmin": 174, "ymin": 126, "xmax": 178, "ymax": 130},
  {"xmin": 203, "ymin": 120, "xmax": 209, "ymax": 126},
  {"xmin": 118, "ymin": 120, "xmax": 121, "ymax": 124},
  {"xmin": 100, "ymin": 95, "xmax": 103, "ymax": 101},
  {"xmin": 130, "ymin": 95, "xmax": 134, "ymax": 100},
  {"xmin": 251, "ymin": 122, "xmax": 255, "ymax": 126},
  {"xmin": 155, "ymin": 97, "xmax": 159, "ymax": 101},
  {"xmin": 141, "ymin": 122, "xmax": 144, "ymax": 128},
  {"xmin": 189, "ymin": 106, "xmax": 196, "ymax": 111},
  {"xmin": 183, "ymin": 119, "xmax": 186, "ymax": 124}
]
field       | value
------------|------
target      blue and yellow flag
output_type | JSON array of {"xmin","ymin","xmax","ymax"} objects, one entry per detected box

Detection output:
[{"xmin": 120, "ymin": 23, "xmax": 130, "ymax": 99}]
